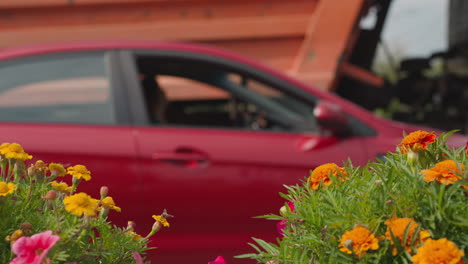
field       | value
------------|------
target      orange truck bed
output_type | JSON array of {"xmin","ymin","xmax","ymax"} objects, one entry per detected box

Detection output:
[{"xmin": 0, "ymin": 0, "xmax": 374, "ymax": 91}]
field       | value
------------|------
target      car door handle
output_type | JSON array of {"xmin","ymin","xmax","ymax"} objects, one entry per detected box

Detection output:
[{"xmin": 152, "ymin": 148, "xmax": 209, "ymax": 168}]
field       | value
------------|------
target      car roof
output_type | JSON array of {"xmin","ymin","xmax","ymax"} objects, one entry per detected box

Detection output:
[
  {"xmin": 0, "ymin": 40, "xmax": 296, "ymax": 88},
  {"xmin": 0, "ymin": 40, "xmax": 373, "ymax": 120},
  {"xmin": 0, "ymin": 40, "xmax": 254, "ymax": 67}
]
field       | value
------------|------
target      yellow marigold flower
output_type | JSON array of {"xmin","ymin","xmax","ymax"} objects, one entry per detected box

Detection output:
[
  {"xmin": 339, "ymin": 225, "xmax": 379, "ymax": 258},
  {"xmin": 421, "ymin": 160, "xmax": 465, "ymax": 186},
  {"xmin": 0, "ymin": 181, "xmax": 16, "ymax": 196},
  {"xmin": 5, "ymin": 229, "xmax": 23, "ymax": 243},
  {"xmin": 385, "ymin": 217, "xmax": 430, "ymax": 255},
  {"xmin": 127, "ymin": 231, "xmax": 142, "ymax": 241},
  {"xmin": 100, "ymin": 196, "xmax": 121, "ymax": 212},
  {"xmin": 49, "ymin": 163, "xmax": 66, "ymax": 177},
  {"xmin": 67, "ymin": 165, "xmax": 91, "ymax": 181},
  {"xmin": 63, "ymin": 192, "xmax": 99, "ymax": 217},
  {"xmin": 413, "ymin": 238, "xmax": 464, "ymax": 264},
  {"xmin": 0, "ymin": 143, "xmax": 10, "ymax": 155},
  {"xmin": 309, "ymin": 163, "xmax": 348, "ymax": 190},
  {"xmin": 3, "ymin": 143, "xmax": 32, "ymax": 161},
  {"xmin": 399, "ymin": 130, "xmax": 436, "ymax": 154},
  {"xmin": 152, "ymin": 215, "xmax": 170, "ymax": 228},
  {"xmin": 50, "ymin": 181, "xmax": 72, "ymax": 193}
]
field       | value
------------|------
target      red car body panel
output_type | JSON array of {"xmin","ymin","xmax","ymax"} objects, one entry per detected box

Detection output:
[{"xmin": 0, "ymin": 41, "xmax": 465, "ymax": 263}]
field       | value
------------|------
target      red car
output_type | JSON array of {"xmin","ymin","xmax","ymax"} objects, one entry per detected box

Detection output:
[{"xmin": 0, "ymin": 41, "xmax": 465, "ymax": 263}]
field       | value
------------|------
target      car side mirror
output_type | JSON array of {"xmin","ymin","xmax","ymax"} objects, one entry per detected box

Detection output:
[{"xmin": 313, "ymin": 101, "xmax": 350, "ymax": 137}]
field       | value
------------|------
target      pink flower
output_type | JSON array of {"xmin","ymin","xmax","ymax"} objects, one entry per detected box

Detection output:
[
  {"xmin": 208, "ymin": 256, "xmax": 228, "ymax": 264},
  {"xmin": 277, "ymin": 220, "xmax": 288, "ymax": 235},
  {"xmin": 133, "ymin": 252, "xmax": 144, "ymax": 264},
  {"xmin": 10, "ymin": 230, "xmax": 60, "ymax": 264},
  {"xmin": 277, "ymin": 200, "xmax": 295, "ymax": 235}
]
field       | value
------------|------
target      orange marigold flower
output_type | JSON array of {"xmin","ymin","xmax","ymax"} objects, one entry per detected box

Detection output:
[
  {"xmin": 399, "ymin": 130, "xmax": 436, "ymax": 154},
  {"xmin": 465, "ymin": 141, "xmax": 468, "ymax": 157},
  {"xmin": 412, "ymin": 238, "xmax": 464, "ymax": 264},
  {"xmin": 309, "ymin": 163, "xmax": 348, "ymax": 190},
  {"xmin": 385, "ymin": 217, "xmax": 430, "ymax": 255},
  {"xmin": 421, "ymin": 160, "xmax": 464, "ymax": 186},
  {"xmin": 339, "ymin": 225, "xmax": 379, "ymax": 258}
]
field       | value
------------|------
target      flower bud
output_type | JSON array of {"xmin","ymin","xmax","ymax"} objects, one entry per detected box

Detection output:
[
  {"xmin": 344, "ymin": 239, "xmax": 353, "ymax": 251},
  {"xmin": 20, "ymin": 222, "xmax": 33, "ymax": 235},
  {"xmin": 279, "ymin": 205, "xmax": 288, "ymax": 216},
  {"xmin": 407, "ymin": 150, "xmax": 419, "ymax": 165},
  {"xmin": 100, "ymin": 186, "xmax": 109, "ymax": 199},
  {"xmin": 43, "ymin": 190, "xmax": 57, "ymax": 200},
  {"xmin": 126, "ymin": 221, "xmax": 136, "ymax": 232},
  {"xmin": 151, "ymin": 221, "xmax": 162, "ymax": 234}
]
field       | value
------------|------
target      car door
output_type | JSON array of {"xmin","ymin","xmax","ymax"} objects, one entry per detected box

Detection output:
[
  {"xmin": 119, "ymin": 50, "xmax": 368, "ymax": 263},
  {"xmin": 0, "ymin": 51, "xmax": 141, "ymax": 228}
]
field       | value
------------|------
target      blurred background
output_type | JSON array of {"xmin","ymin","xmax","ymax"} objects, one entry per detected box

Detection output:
[{"xmin": 1, "ymin": 0, "xmax": 467, "ymax": 133}]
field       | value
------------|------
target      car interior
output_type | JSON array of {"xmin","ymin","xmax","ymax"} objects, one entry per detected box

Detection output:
[{"xmin": 136, "ymin": 56, "xmax": 318, "ymax": 132}]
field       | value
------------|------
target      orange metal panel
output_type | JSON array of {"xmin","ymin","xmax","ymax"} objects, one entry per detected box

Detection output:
[
  {"xmin": 205, "ymin": 37, "xmax": 304, "ymax": 72},
  {"xmin": 0, "ymin": 1, "xmax": 316, "ymax": 30},
  {"xmin": 290, "ymin": 0, "xmax": 365, "ymax": 90},
  {"xmin": 0, "ymin": 15, "xmax": 309, "ymax": 48},
  {"xmin": 0, "ymin": 0, "xmax": 187, "ymax": 8}
]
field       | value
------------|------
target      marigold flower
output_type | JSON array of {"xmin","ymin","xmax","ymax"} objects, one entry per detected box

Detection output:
[
  {"xmin": 309, "ymin": 163, "xmax": 348, "ymax": 190},
  {"xmin": 0, "ymin": 181, "xmax": 16, "ymax": 196},
  {"xmin": 5, "ymin": 229, "xmax": 23, "ymax": 243},
  {"xmin": 3, "ymin": 143, "xmax": 32, "ymax": 161},
  {"xmin": 399, "ymin": 130, "xmax": 436, "ymax": 154},
  {"xmin": 152, "ymin": 215, "xmax": 170, "ymax": 228},
  {"xmin": 48, "ymin": 163, "xmax": 66, "ymax": 177},
  {"xmin": 421, "ymin": 160, "xmax": 465, "ymax": 186},
  {"xmin": 29, "ymin": 160, "xmax": 48, "ymax": 179},
  {"xmin": 0, "ymin": 142, "xmax": 10, "ymax": 155},
  {"xmin": 10, "ymin": 230, "xmax": 60, "ymax": 264},
  {"xmin": 100, "ymin": 196, "xmax": 121, "ymax": 212},
  {"xmin": 385, "ymin": 217, "xmax": 430, "ymax": 255},
  {"xmin": 67, "ymin": 165, "xmax": 91, "ymax": 181},
  {"xmin": 412, "ymin": 238, "xmax": 464, "ymax": 264},
  {"xmin": 127, "ymin": 231, "xmax": 142, "ymax": 241},
  {"xmin": 50, "ymin": 181, "xmax": 72, "ymax": 193},
  {"xmin": 339, "ymin": 225, "xmax": 379, "ymax": 258},
  {"xmin": 63, "ymin": 192, "xmax": 99, "ymax": 217}
]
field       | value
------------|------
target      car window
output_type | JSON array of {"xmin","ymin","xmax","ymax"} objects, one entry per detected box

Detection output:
[
  {"xmin": 0, "ymin": 52, "xmax": 116, "ymax": 125},
  {"xmin": 136, "ymin": 57, "xmax": 317, "ymax": 132}
]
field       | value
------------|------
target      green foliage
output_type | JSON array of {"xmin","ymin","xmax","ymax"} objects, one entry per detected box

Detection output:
[
  {"xmin": 239, "ymin": 132, "xmax": 468, "ymax": 263},
  {"xmin": 0, "ymin": 143, "xmax": 162, "ymax": 264}
]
